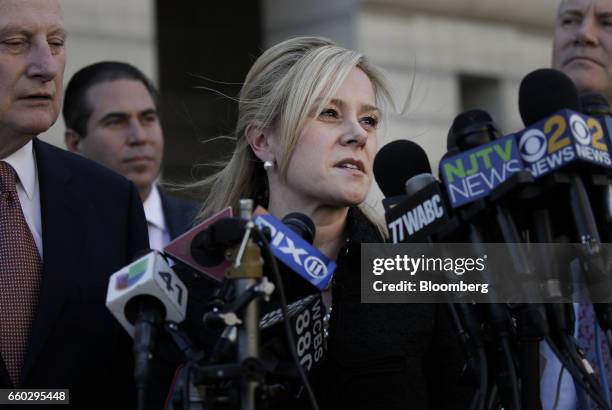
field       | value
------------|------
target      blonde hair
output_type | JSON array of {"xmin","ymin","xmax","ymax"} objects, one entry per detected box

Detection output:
[{"xmin": 195, "ymin": 36, "xmax": 393, "ymax": 220}]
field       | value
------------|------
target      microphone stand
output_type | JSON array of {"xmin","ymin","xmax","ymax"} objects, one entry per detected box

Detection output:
[
  {"xmin": 165, "ymin": 199, "xmax": 271, "ymax": 410},
  {"xmin": 165, "ymin": 201, "xmax": 323, "ymax": 410},
  {"xmin": 510, "ymin": 172, "xmax": 612, "ymax": 410},
  {"xmin": 224, "ymin": 199, "xmax": 264, "ymax": 410},
  {"xmin": 456, "ymin": 170, "xmax": 545, "ymax": 410}
]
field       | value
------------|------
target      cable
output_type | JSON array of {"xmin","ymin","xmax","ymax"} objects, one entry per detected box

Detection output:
[
  {"xmin": 562, "ymin": 334, "xmax": 610, "ymax": 409},
  {"xmin": 595, "ymin": 321, "xmax": 611, "ymax": 405},
  {"xmin": 137, "ymin": 387, "xmax": 146, "ymax": 410},
  {"xmin": 486, "ymin": 384, "xmax": 498, "ymax": 410},
  {"xmin": 546, "ymin": 336, "xmax": 592, "ymax": 410},
  {"xmin": 469, "ymin": 389, "xmax": 480, "ymax": 410},
  {"xmin": 552, "ymin": 365, "xmax": 565, "ymax": 410},
  {"xmin": 251, "ymin": 227, "xmax": 320, "ymax": 410},
  {"xmin": 447, "ymin": 303, "xmax": 486, "ymax": 410},
  {"xmin": 499, "ymin": 337, "xmax": 521, "ymax": 410},
  {"xmin": 163, "ymin": 364, "xmax": 185, "ymax": 410},
  {"xmin": 477, "ymin": 348, "xmax": 487, "ymax": 410},
  {"xmin": 555, "ymin": 335, "xmax": 611, "ymax": 409},
  {"xmin": 606, "ymin": 330, "xmax": 612, "ymax": 359}
]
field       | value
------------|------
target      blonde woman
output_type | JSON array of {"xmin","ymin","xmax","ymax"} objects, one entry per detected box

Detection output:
[{"xmin": 197, "ymin": 37, "xmax": 470, "ymax": 409}]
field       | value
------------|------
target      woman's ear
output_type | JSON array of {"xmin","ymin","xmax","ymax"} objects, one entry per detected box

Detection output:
[{"xmin": 245, "ymin": 122, "xmax": 276, "ymax": 162}]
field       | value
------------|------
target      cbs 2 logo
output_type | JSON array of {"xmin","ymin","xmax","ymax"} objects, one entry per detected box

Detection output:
[{"xmin": 519, "ymin": 114, "xmax": 608, "ymax": 162}]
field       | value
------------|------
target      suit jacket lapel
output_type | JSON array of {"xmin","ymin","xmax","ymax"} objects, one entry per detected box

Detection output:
[
  {"xmin": 21, "ymin": 139, "xmax": 89, "ymax": 383},
  {"xmin": 160, "ymin": 189, "xmax": 197, "ymax": 240},
  {"xmin": 160, "ymin": 190, "xmax": 179, "ymax": 239}
]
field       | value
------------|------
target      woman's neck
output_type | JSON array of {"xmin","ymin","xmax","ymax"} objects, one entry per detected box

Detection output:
[{"xmin": 268, "ymin": 197, "xmax": 349, "ymax": 260}]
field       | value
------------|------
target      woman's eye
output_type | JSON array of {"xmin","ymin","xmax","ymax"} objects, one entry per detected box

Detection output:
[
  {"xmin": 319, "ymin": 108, "xmax": 338, "ymax": 119},
  {"xmin": 361, "ymin": 116, "xmax": 379, "ymax": 129}
]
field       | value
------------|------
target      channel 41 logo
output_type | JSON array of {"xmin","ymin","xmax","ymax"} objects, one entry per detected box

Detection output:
[{"xmin": 518, "ymin": 110, "xmax": 611, "ymax": 177}]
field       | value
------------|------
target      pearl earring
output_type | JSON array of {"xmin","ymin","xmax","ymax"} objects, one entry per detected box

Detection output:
[{"xmin": 263, "ymin": 160, "xmax": 274, "ymax": 171}]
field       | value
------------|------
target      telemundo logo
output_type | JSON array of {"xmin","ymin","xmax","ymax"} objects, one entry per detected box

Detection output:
[{"xmin": 115, "ymin": 258, "xmax": 148, "ymax": 290}]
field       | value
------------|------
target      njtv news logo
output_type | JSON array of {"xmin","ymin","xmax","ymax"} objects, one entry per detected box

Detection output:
[
  {"xmin": 518, "ymin": 110, "xmax": 611, "ymax": 177},
  {"xmin": 441, "ymin": 135, "xmax": 523, "ymax": 208}
]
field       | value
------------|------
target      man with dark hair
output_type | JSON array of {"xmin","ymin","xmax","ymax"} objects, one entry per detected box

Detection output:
[
  {"xmin": 0, "ymin": 0, "xmax": 149, "ymax": 407},
  {"xmin": 63, "ymin": 61, "xmax": 197, "ymax": 250}
]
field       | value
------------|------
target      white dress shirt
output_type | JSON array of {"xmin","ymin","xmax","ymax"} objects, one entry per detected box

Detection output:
[
  {"xmin": 142, "ymin": 184, "xmax": 170, "ymax": 252},
  {"xmin": 2, "ymin": 140, "xmax": 43, "ymax": 258}
]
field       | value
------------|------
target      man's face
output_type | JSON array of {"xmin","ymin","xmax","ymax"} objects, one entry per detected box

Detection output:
[
  {"xmin": 0, "ymin": 0, "xmax": 66, "ymax": 156},
  {"xmin": 75, "ymin": 79, "xmax": 164, "ymax": 197},
  {"xmin": 552, "ymin": 0, "xmax": 612, "ymax": 99}
]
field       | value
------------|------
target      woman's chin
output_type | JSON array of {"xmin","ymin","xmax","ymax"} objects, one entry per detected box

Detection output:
[{"xmin": 337, "ymin": 190, "xmax": 368, "ymax": 206}]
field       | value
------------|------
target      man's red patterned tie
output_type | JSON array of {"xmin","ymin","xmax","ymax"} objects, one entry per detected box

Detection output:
[{"xmin": 0, "ymin": 161, "xmax": 42, "ymax": 387}]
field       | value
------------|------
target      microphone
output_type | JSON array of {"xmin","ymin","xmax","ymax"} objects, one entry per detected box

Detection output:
[
  {"xmin": 106, "ymin": 250, "xmax": 188, "ymax": 404},
  {"xmin": 517, "ymin": 68, "xmax": 612, "ymax": 410},
  {"xmin": 374, "ymin": 140, "xmax": 457, "ymax": 243},
  {"xmin": 374, "ymin": 139, "xmax": 432, "ymax": 211},
  {"xmin": 164, "ymin": 207, "xmax": 235, "ymax": 283},
  {"xmin": 166, "ymin": 205, "xmax": 333, "ymax": 302},
  {"xmin": 374, "ymin": 138, "xmax": 489, "ymax": 408},
  {"xmin": 106, "ymin": 250, "xmax": 188, "ymax": 337},
  {"xmin": 282, "ymin": 212, "xmax": 316, "ymax": 244},
  {"xmin": 517, "ymin": 70, "xmax": 612, "ymax": 301},
  {"xmin": 517, "ymin": 72, "xmax": 612, "ymax": 179},
  {"xmin": 440, "ymin": 110, "xmax": 526, "ymax": 209},
  {"xmin": 373, "ymin": 139, "xmax": 431, "ymax": 198},
  {"xmin": 579, "ymin": 92, "xmax": 612, "ymax": 243},
  {"xmin": 442, "ymin": 110, "xmax": 538, "ymax": 287},
  {"xmin": 253, "ymin": 211, "xmax": 336, "ymax": 301},
  {"xmin": 446, "ymin": 109, "xmax": 550, "ymax": 410},
  {"xmin": 259, "ymin": 294, "xmax": 326, "ymax": 398}
]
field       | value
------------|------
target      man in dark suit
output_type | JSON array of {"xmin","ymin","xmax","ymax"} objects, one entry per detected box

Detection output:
[
  {"xmin": 541, "ymin": 1, "xmax": 612, "ymax": 407},
  {"xmin": 0, "ymin": 0, "xmax": 149, "ymax": 407},
  {"xmin": 63, "ymin": 61, "xmax": 198, "ymax": 251}
]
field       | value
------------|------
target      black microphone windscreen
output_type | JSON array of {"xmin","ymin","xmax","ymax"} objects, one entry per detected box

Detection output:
[
  {"xmin": 580, "ymin": 91, "xmax": 611, "ymax": 117},
  {"xmin": 282, "ymin": 213, "xmax": 315, "ymax": 244},
  {"xmin": 519, "ymin": 68, "xmax": 580, "ymax": 126},
  {"xmin": 373, "ymin": 139, "xmax": 431, "ymax": 198},
  {"xmin": 448, "ymin": 109, "xmax": 498, "ymax": 150},
  {"xmin": 452, "ymin": 109, "xmax": 493, "ymax": 134}
]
